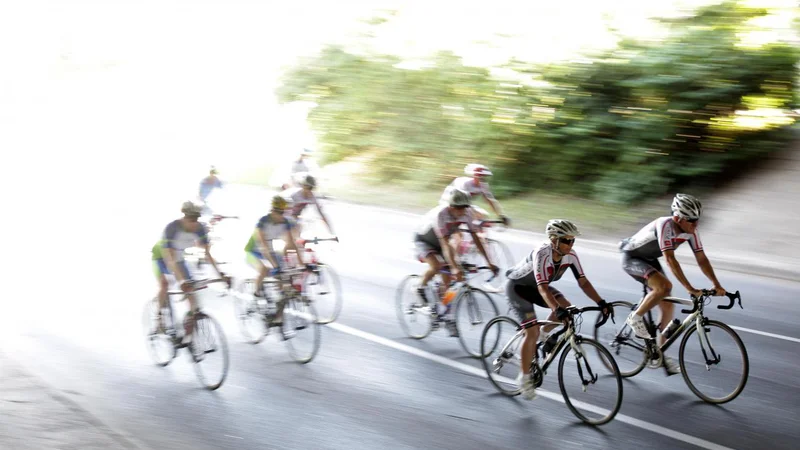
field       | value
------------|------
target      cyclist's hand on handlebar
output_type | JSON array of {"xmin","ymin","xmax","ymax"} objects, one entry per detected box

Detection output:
[
  {"xmin": 712, "ymin": 285, "xmax": 727, "ymax": 296},
  {"xmin": 597, "ymin": 299, "xmax": 613, "ymax": 319},
  {"xmin": 180, "ymin": 280, "xmax": 193, "ymax": 292},
  {"xmin": 688, "ymin": 288, "xmax": 703, "ymax": 299},
  {"xmin": 500, "ymin": 215, "xmax": 510, "ymax": 226},
  {"xmin": 452, "ymin": 267, "xmax": 464, "ymax": 281},
  {"xmin": 489, "ymin": 263, "xmax": 500, "ymax": 276},
  {"xmin": 555, "ymin": 306, "xmax": 569, "ymax": 321},
  {"xmin": 269, "ymin": 267, "xmax": 281, "ymax": 277}
]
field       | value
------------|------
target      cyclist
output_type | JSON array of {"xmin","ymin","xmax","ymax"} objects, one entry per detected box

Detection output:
[
  {"xmin": 414, "ymin": 188, "xmax": 500, "ymax": 336},
  {"xmin": 151, "ymin": 200, "xmax": 229, "ymax": 346},
  {"xmin": 505, "ymin": 219, "xmax": 610, "ymax": 400},
  {"xmin": 198, "ymin": 166, "xmax": 223, "ymax": 215},
  {"xmin": 244, "ymin": 195, "xmax": 306, "ymax": 339},
  {"xmin": 621, "ymin": 193, "xmax": 727, "ymax": 375},
  {"xmin": 281, "ymin": 174, "xmax": 334, "ymax": 239},
  {"xmin": 440, "ymin": 163, "xmax": 509, "ymax": 224}
]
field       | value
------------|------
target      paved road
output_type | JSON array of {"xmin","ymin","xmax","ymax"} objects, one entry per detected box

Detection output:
[{"xmin": 2, "ymin": 185, "xmax": 798, "ymax": 450}]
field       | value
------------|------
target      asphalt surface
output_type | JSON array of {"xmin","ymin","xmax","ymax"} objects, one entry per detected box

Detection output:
[{"xmin": 2, "ymin": 185, "xmax": 798, "ymax": 450}]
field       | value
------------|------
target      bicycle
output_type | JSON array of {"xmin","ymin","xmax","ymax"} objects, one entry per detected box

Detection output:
[
  {"xmin": 456, "ymin": 220, "xmax": 514, "ymax": 290},
  {"xmin": 480, "ymin": 305, "xmax": 622, "ymax": 425},
  {"xmin": 396, "ymin": 264, "xmax": 499, "ymax": 358},
  {"xmin": 233, "ymin": 266, "xmax": 321, "ymax": 364},
  {"xmin": 142, "ymin": 277, "xmax": 231, "ymax": 390},
  {"xmin": 594, "ymin": 288, "xmax": 748, "ymax": 404},
  {"xmin": 283, "ymin": 236, "xmax": 343, "ymax": 324}
]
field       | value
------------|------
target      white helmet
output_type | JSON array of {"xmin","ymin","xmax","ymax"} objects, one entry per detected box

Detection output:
[
  {"xmin": 448, "ymin": 188, "xmax": 472, "ymax": 207},
  {"xmin": 464, "ymin": 163, "xmax": 492, "ymax": 177},
  {"xmin": 671, "ymin": 193, "xmax": 702, "ymax": 220},
  {"xmin": 181, "ymin": 200, "xmax": 204, "ymax": 216},
  {"xmin": 546, "ymin": 219, "xmax": 581, "ymax": 238}
]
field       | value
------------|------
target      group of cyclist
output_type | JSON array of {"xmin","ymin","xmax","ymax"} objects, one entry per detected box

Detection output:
[
  {"xmin": 413, "ymin": 164, "xmax": 727, "ymax": 401},
  {"xmin": 152, "ymin": 155, "xmax": 334, "ymax": 344},
  {"xmin": 154, "ymin": 155, "xmax": 729, "ymax": 401}
]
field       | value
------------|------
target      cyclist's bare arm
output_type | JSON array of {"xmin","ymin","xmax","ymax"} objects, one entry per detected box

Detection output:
[
  {"xmin": 537, "ymin": 283, "xmax": 561, "ymax": 311},
  {"xmin": 663, "ymin": 249, "xmax": 699, "ymax": 295},
  {"xmin": 483, "ymin": 192, "xmax": 504, "ymax": 217},
  {"xmin": 470, "ymin": 229, "xmax": 495, "ymax": 269},
  {"xmin": 694, "ymin": 250, "xmax": 725, "ymax": 295},
  {"xmin": 577, "ymin": 277, "xmax": 604, "ymax": 303},
  {"xmin": 316, "ymin": 203, "xmax": 334, "ymax": 234},
  {"xmin": 200, "ymin": 242, "xmax": 225, "ymax": 277},
  {"xmin": 439, "ymin": 235, "xmax": 460, "ymax": 272},
  {"xmin": 285, "ymin": 229, "xmax": 305, "ymax": 265}
]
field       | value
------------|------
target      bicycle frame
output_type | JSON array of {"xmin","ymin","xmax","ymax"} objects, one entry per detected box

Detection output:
[{"xmin": 629, "ymin": 288, "xmax": 742, "ymax": 365}]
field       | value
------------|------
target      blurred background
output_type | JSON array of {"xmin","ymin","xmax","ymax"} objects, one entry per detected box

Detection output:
[{"xmin": 1, "ymin": 0, "xmax": 799, "ymax": 449}]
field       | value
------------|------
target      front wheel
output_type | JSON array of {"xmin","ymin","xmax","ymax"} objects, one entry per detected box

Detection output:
[
  {"xmin": 304, "ymin": 264, "xmax": 343, "ymax": 324},
  {"xmin": 558, "ymin": 336, "xmax": 623, "ymax": 426},
  {"xmin": 395, "ymin": 275, "xmax": 434, "ymax": 339},
  {"xmin": 283, "ymin": 297, "xmax": 321, "ymax": 364},
  {"xmin": 679, "ymin": 319, "xmax": 749, "ymax": 404},
  {"xmin": 593, "ymin": 301, "xmax": 647, "ymax": 378},
  {"xmin": 480, "ymin": 316, "xmax": 524, "ymax": 396},
  {"xmin": 455, "ymin": 287, "xmax": 499, "ymax": 358},
  {"xmin": 190, "ymin": 312, "xmax": 229, "ymax": 391},
  {"xmin": 142, "ymin": 298, "xmax": 176, "ymax": 366}
]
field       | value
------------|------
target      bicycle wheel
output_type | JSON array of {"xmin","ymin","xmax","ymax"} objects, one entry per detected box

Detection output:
[
  {"xmin": 233, "ymin": 279, "xmax": 269, "ymax": 344},
  {"xmin": 395, "ymin": 275, "xmax": 434, "ymax": 339},
  {"xmin": 558, "ymin": 336, "xmax": 623, "ymax": 426},
  {"xmin": 455, "ymin": 287, "xmax": 499, "ymax": 358},
  {"xmin": 480, "ymin": 316, "xmax": 524, "ymax": 396},
  {"xmin": 142, "ymin": 298, "xmax": 177, "ymax": 366},
  {"xmin": 593, "ymin": 301, "xmax": 647, "ymax": 378},
  {"xmin": 304, "ymin": 264, "xmax": 343, "ymax": 324},
  {"xmin": 679, "ymin": 319, "xmax": 749, "ymax": 404},
  {"xmin": 488, "ymin": 238, "xmax": 514, "ymax": 269},
  {"xmin": 283, "ymin": 297, "xmax": 321, "ymax": 364},
  {"xmin": 190, "ymin": 312, "xmax": 229, "ymax": 390}
]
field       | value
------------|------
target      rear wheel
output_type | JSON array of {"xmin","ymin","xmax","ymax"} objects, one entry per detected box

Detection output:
[
  {"xmin": 455, "ymin": 288, "xmax": 499, "ymax": 358},
  {"xmin": 593, "ymin": 301, "xmax": 647, "ymax": 377}
]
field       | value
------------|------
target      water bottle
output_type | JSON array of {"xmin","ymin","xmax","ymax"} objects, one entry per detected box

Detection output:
[{"xmin": 663, "ymin": 319, "xmax": 681, "ymax": 339}]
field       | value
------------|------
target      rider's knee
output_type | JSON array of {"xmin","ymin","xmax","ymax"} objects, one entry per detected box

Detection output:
[{"xmin": 651, "ymin": 278, "xmax": 672, "ymax": 297}]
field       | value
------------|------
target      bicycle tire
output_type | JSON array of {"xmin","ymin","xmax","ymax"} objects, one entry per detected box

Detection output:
[
  {"xmin": 480, "ymin": 315, "xmax": 524, "ymax": 396},
  {"xmin": 142, "ymin": 298, "xmax": 176, "ymax": 366},
  {"xmin": 284, "ymin": 298, "xmax": 321, "ymax": 364},
  {"xmin": 395, "ymin": 274, "xmax": 434, "ymax": 339},
  {"xmin": 487, "ymin": 238, "xmax": 514, "ymax": 269},
  {"xmin": 593, "ymin": 301, "xmax": 647, "ymax": 378},
  {"xmin": 679, "ymin": 319, "xmax": 749, "ymax": 404},
  {"xmin": 191, "ymin": 312, "xmax": 229, "ymax": 391},
  {"xmin": 455, "ymin": 287, "xmax": 499, "ymax": 358},
  {"xmin": 558, "ymin": 336, "xmax": 623, "ymax": 426},
  {"xmin": 305, "ymin": 264, "xmax": 343, "ymax": 324}
]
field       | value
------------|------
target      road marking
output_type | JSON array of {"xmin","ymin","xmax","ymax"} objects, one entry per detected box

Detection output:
[
  {"xmin": 224, "ymin": 434, "xmax": 244, "ymax": 440},
  {"xmin": 327, "ymin": 322, "xmax": 733, "ymax": 450},
  {"xmin": 730, "ymin": 326, "xmax": 800, "ymax": 344}
]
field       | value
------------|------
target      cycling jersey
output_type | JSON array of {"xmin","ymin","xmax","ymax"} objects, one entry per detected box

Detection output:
[
  {"xmin": 415, "ymin": 205, "xmax": 478, "ymax": 247},
  {"xmin": 620, "ymin": 216, "xmax": 703, "ymax": 260},
  {"xmin": 151, "ymin": 219, "xmax": 209, "ymax": 262},
  {"xmin": 506, "ymin": 242, "xmax": 585, "ymax": 286},
  {"xmin": 439, "ymin": 177, "xmax": 495, "ymax": 204},
  {"xmin": 244, "ymin": 214, "xmax": 295, "ymax": 253},
  {"xmin": 282, "ymin": 187, "xmax": 318, "ymax": 218}
]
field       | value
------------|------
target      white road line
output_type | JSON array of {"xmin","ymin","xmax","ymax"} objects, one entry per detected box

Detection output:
[
  {"xmin": 730, "ymin": 326, "xmax": 800, "ymax": 344},
  {"xmin": 327, "ymin": 322, "xmax": 733, "ymax": 450},
  {"xmin": 224, "ymin": 434, "xmax": 244, "ymax": 440}
]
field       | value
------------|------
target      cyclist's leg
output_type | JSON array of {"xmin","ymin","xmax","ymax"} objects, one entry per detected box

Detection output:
[
  {"xmin": 153, "ymin": 259, "xmax": 170, "ymax": 310},
  {"xmin": 622, "ymin": 254, "xmax": 671, "ymax": 337},
  {"xmin": 541, "ymin": 287, "xmax": 568, "ymax": 336},
  {"xmin": 246, "ymin": 250, "xmax": 269, "ymax": 296},
  {"xmin": 506, "ymin": 282, "xmax": 539, "ymax": 374}
]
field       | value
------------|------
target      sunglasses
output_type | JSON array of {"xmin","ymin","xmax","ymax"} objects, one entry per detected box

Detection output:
[
  {"xmin": 186, "ymin": 215, "xmax": 200, "ymax": 222},
  {"xmin": 451, "ymin": 205, "xmax": 469, "ymax": 210},
  {"xmin": 559, "ymin": 237, "xmax": 576, "ymax": 245},
  {"xmin": 686, "ymin": 218, "xmax": 699, "ymax": 224}
]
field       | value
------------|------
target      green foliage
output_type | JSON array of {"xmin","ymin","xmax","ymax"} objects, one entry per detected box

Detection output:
[{"xmin": 277, "ymin": 1, "xmax": 798, "ymax": 204}]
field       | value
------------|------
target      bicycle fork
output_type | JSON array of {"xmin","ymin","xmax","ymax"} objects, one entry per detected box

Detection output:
[
  {"xmin": 568, "ymin": 334, "xmax": 598, "ymax": 392},
  {"xmin": 694, "ymin": 316, "xmax": 721, "ymax": 370}
]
